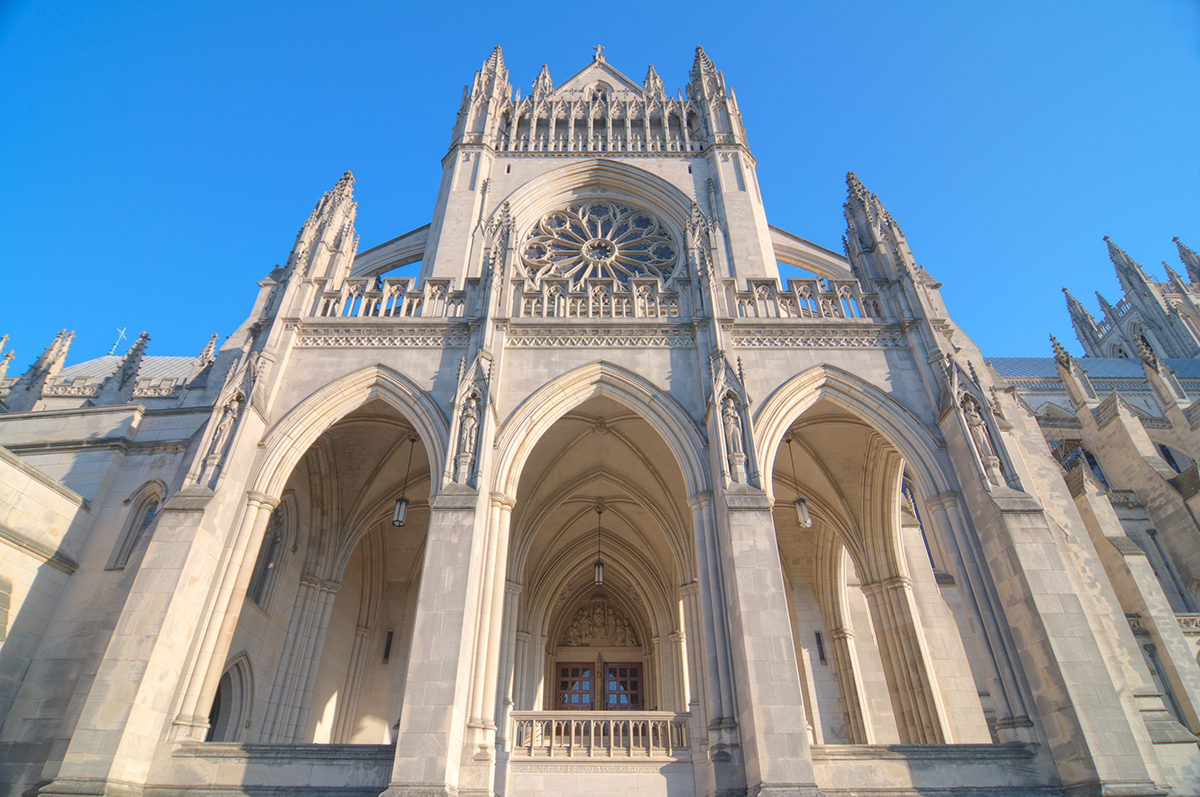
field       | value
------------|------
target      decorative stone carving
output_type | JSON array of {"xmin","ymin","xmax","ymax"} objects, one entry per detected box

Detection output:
[
  {"xmin": 721, "ymin": 393, "xmax": 749, "ymax": 483},
  {"xmin": 455, "ymin": 393, "xmax": 480, "ymax": 483},
  {"xmin": 961, "ymin": 393, "xmax": 1004, "ymax": 486},
  {"xmin": 520, "ymin": 201, "xmax": 679, "ymax": 290},
  {"xmin": 558, "ymin": 598, "xmax": 638, "ymax": 648}
]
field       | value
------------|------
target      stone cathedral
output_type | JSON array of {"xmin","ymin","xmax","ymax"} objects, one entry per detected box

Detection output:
[{"xmin": 3, "ymin": 45, "xmax": 1200, "ymax": 797}]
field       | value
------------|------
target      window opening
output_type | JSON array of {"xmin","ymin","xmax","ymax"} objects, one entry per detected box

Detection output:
[
  {"xmin": 605, "ymin": 662, "xmax": 642, "ymax": 710},
  {"xmin": 555, "ymin": 663, "xmax": 593, "ymax": 710}
]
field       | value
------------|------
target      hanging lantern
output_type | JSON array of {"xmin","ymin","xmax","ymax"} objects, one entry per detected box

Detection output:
[
  {"xmin": 594, "ymin": 502, "xmax": 605, "ymax": 586},
  {"xmin": 393, "ymin": 437, "xmax": 417, "ymax": 528},
  {"xmin": 785, "ymin": 435, "xmax": 812, "ymax": 528},
  {"xmin": 392, "ymin": 496, "xmax": 409, "ymax": 527},
  {"xmin": 794, "ymin": 497, "xmax": 811, "ymax": 528}
]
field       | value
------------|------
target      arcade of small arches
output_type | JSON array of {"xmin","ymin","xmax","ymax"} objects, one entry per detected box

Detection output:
[{"xmin": 201, "ymin": 365, "xmax": 996, "ymax": 749}]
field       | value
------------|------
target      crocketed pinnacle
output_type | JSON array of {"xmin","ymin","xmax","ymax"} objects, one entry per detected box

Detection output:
[
  {"xmin": 532, "ymin": 64, "xmax": 552, "ymax": 95},
  {"xmin": 1175, "ymin": 237, "xmax": 1200, "ymax": 284},
  {"xmin": 1050, "ymin": 334, "xmax": 1072, "ymax": 371},
  {"xmin": 483, "ymin": 45, "xmax": 505, "ymax": 75}
]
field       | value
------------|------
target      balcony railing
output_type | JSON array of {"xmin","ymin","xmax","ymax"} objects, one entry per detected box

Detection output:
[{"xmin": 509, "ymin": 711, "xmax": 689, "ymax": 759}]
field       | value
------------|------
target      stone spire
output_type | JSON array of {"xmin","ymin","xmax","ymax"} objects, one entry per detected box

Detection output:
[
  {"xmin": 451, "ymin": 46, "xmax": 512, "ymax": 149},
  {"xmin": 1163, "ymin": 261, "xmax": 1189, "ymax": 295},
  {"xmin": 1064, "ymin": 288, "xmax": 1101, "ymax": 353},
  {"xmin": 1105, "ymin": 236, "xmax": 1150, "ymax": 294},
  {"xmin": 283, "ymin": 171, "xmax": 359, "ymax": 284},
  {"xmin": 1175, "ymin": 237, "xmax": 1200, "ymax": 285},
  {"xmin": 532, "ymin": 64, "xmax": 553, "ymax": 97},
  {"xmin": 644, "ymin": 64, "xmax": 665, "ymax": 97},
  {"xmin": 92, "ymin": 331, "xmax": 149, "ymax": 406},
  {"xmin": 688, "ymin": 46, "xmax": 745, "ymax": 146},
  {"xmin": 6, "ymin": 330, "xmax": 73, "ymax": 413}
]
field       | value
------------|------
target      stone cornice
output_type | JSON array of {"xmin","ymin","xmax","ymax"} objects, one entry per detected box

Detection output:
[
  {"xmin": 505, "ymin": 323, "xmax": 694, "ymax": 348},
  {"xmin": 730, "ymin": 323, "xmax": 907, "ymax": 349},
  {"xmin": 288, "ymin": 321, "xmax": 472, "ymax": 348}
]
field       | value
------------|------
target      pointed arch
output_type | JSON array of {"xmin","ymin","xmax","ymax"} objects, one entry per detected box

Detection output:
[
  {"xmin": 252, "ymin": 364, "xmax": 449, "ymax": 500},
  {"xmin": 754, "ymin": 364, "xmax": 957, "ymax": 504},
  {"xmin": 492, "ymin": 360, "xmax": 709, "ymax": 499},
  {"xmin": 492, "ymin": 158, "xmax": 694, "ymax": 238}
]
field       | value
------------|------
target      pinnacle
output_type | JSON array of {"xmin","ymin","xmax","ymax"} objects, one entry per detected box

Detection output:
[
  {"xmin": 484, "ymin": 45, "xmax": 505, "ymax": 73},
  {"xmin": 1050, "ymin": 333, "xmax": 1070, "ymax": 362}
]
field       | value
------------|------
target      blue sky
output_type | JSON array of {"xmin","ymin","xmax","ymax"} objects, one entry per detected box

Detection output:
[{"xmin": 1, "ymin": 1, "xmax": 1197, "ymax": 368}]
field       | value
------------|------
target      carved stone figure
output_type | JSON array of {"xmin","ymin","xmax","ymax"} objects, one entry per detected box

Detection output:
[
  {"xmin": 722, "ymin": 395, "xmax": 744, "ymax": 457},
  {"xmin": 459, "ymin": 395, "xmax": 479, "ymax": 459}
]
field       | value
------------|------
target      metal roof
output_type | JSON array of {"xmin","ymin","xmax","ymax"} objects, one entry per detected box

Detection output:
[
  {"xmin": 57, "ymin": 356, "xmax": 195, "ymax": 382},
  {"xmin": 989, "ymin": 357, "xmax": 1200, "ymax": 380}
]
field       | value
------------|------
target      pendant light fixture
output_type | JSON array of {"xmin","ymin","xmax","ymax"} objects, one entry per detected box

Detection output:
[
  {"xmin": 785, "ymin": 435, "xmax": 812, "ymax": 528},
  {"xmin": 594, "ymin": 501, "xmax": 605, "ymax": 586},
  {"xmin": 393, "ymin": 436, "xmax": 417, "ymax": 527}
]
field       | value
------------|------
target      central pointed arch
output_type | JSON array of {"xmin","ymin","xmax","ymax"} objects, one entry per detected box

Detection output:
[{"xmin": 492, "ymin": 360, "xmax": 709, "ymax": 500}]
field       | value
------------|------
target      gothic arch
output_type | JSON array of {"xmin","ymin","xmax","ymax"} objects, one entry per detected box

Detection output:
[
  {"xmin": 754, "ymin": 364, "xmax": 957, "ymax": 504},
  {"xmin": 493, "ymin": 360, "xmax": 709, "ymax": 499},
  {"xmin": 107, "ymin": 479, "xmax": 167, "ymax": 570},
  {"xmin": 252, "ymin": 364, "xmax": 449, "ymax": 500},
  {"xmin": 492, "ymin": 158, "xmax": 694, "ymax": 240}
]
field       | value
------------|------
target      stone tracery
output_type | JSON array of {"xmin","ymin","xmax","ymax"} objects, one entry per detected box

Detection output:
[{"xmin": 520, "ymin": 200, "xmax": 679, "ymax": 290}]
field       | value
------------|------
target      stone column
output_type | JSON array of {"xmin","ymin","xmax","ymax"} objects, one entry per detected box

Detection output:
[
  {"xmin": 718, "ymin": 489, "xmax": 820, "ymax": 797},
  {"xmin": 925, "ymin": 492, "xmax": 1033, "ymax": 741},
  {"xmin": 260, "ymin": 575, "xmax": 340, "ymax": 742},
  {"xmin": 827, "ymin": 627, "xmax": 872, "ymax": 744},
  {"xmin": 860, "ymin": 575, "xmax": 948, "ymax": 743},
  {"xmin": 172, "ymin": 491, "xmax": 278, "ymax": 740},
  {"xmin": 383, "ymin": 487, "xmax": 487, "ymax": 797},
  {"xmin": 333, "ymin": 625, "xmax": 374, "ymax": 743}
]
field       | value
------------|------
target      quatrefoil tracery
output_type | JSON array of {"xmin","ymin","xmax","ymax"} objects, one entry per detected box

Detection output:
[{"xmin": 520, "ymin": 201, "xmax": 680, "ymax": 290}]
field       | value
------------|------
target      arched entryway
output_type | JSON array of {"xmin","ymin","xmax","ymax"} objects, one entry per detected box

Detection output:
[
  {"xmin": 763, "ymin": 391, "xmax": 993, "ymax": 745},
  {"xmin": 213, "ymin": 396, "xmax": 434, "ymax": 744}
]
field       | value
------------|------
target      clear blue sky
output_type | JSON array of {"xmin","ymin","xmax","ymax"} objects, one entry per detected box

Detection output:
[{"xmin": 1, "ymin": 1, "xmax": 1197, "ymax": 368}]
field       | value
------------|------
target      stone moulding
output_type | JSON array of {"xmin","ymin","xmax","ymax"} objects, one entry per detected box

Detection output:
[
  {"xmin": 291, "ymin": 323, "xmax": 471, "ymax": 348},
  {"xmin": 730, "ymin": 325, "xmax": 907, "ymax": 349},
  {"xmin": 172, "ymin": 742, "xmax": 393, "ymax": 761},
  {"xmin": 507, "ymin": 763, "xmax": 690, "ymax": 773},
  {"xmin": 506, "ymin": 325, "xmax": 695, "ymax": 348},
  {"xmin": 810, "ymin": 743, "xmax": 1036, "ymax": 760}
]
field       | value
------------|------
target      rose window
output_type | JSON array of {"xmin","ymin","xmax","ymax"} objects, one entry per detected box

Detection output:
[{"xmin": 521, "ymin": 201, "xmax": 679, "ymax": 289}]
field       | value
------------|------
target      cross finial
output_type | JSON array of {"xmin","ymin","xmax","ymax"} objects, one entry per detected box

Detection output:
[{"xmin": 593, "ymin": 44, "xmax": 605, "ymax": 61}]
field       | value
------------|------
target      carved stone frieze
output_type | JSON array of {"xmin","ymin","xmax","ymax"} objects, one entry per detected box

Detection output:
[
  {"xmin": 731, "ymin": 325, "xmax": 907, "ymax": 349},
  {"xmin": 506, "ymin": 326, "xmax": 694, "ymax": 348},
  {"xmin": 559, "ymin": 598, "xmax": 639, "ymax": 647},
  {"xmin": 293, "ymin": 325, "xmax": 471, "ymax": 348}
]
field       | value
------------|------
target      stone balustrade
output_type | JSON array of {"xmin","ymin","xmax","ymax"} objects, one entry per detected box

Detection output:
[
  {"xmin": 315, "ymin": 278, "xmax": 471, "ymax": 319},
  {"xmin": 730, "ymin": 278, "xmax": 881, "ymax": 320},
  {"xmin": 509, "ymin": 711, "xmax": 689, "ymax": 759}
]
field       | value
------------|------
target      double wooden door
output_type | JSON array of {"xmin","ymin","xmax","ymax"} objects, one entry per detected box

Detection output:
[{"xmin": 555, "ymin": 662, "xmax": 642, "ymax": 710}]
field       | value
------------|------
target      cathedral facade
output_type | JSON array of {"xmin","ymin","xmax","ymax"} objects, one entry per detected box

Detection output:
[{"xmin": 2, "ymin": 46, "xmax": 1200, "ymax": 797}]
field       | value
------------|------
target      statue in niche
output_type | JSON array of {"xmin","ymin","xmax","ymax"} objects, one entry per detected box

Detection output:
[
  {"xmin": 197, "ymin": 391, "xmax": 244, "ymax": 486},
  {"xmin": 962, "ymin": 394, "xmax": 1004, "ymax": 485},
  {"xmin": 722, "ymin": 395, "xmax": 744, "ymax": 456},
  {"xmin": 459, "ymin": 395, "xmax": 479, "ymax": 456},
  {"xmin": 455, "ymin": 394, "xmax": 480, "ymax": 483},
  {"xmin": 721, "ymin": 394, "xmax": 749, "ymax": 482}
]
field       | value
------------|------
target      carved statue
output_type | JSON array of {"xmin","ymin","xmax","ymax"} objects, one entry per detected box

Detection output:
[
  {"xmin": 722, "ymin": 395, "xmax": 744, "ymax": 457},
  {"xmin": 206, "ymin": 393, "xmax": 242, "ymax": 460},
  {"xmin": 459, "ymin": 395, "xmax": 480, "ymax": 459}
]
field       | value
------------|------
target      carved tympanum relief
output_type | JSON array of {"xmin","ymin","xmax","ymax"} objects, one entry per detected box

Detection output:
[
  {"xmin": 558, "ymin": 598, "xmax": 639, "ymax": 647},
  {"xmin": 521, "ymin": 201, "xmax": 679, "ymax": 290}
]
